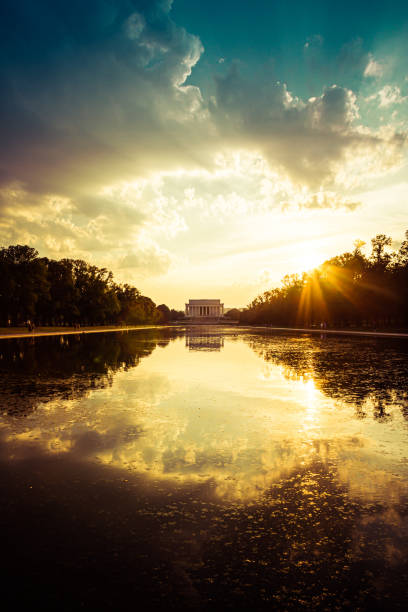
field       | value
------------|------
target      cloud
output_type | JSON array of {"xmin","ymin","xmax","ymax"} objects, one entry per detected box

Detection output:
[
  {"xmin": 0, "ymin": 0, "xmax": 206, "ymax": 195},
  {"xmin": 377, "ymin": 85, "xmax": 406, "ymax": 107},
  {"xmin": 311, "ymin": 84, "xmax": 359, "ymax": 128},
  {"xmin": 135, "ymin": 153, "xmax": 362, "ymax": 220},
  {"xmin": 364, "ymin": 54, "xmax": 384, "ymax": 78},
  {"xmin": 117, "ymin": 244, "xmax": 172, "ymax": 276},
  {"xmin": 290, "ymin": 192, "xmax": 360, "ymax": 211},
  {"xmin": 304, "ymin": 34, "xmax": 323, "ymax": 50},
  {"xmin": 0, "ymin": 184, "xmax": 173, "ymax": 280},
  {"xmin": 1, "ymin": 3, "xmax": 404, "ymax": 204},
  {"xmin": 210, "ymin": 65, "xmax": 406, "ymax": 188},
  {"xmin": 365, "ymin": 85, "xmax": 407, "ymax": 111}
]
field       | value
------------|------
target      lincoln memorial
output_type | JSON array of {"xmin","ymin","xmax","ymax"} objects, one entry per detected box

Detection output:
[{"xmin": 185, "ymin": 299, "xmax": 224, "ymax": 318}]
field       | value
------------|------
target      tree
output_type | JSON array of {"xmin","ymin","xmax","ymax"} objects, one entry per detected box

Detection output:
[
  {"xmin": 157, "ymin": 304, "xmax": 171, "ymax": 322},
  {"xmin": 38, "ymin": 259, "xmax": 79, "ymax": 325},
  {"xmin": 0, "ymin": 245, "xmax": 159, "ymax": 327},
  {"xmin": 170, "ymin": 309, "xmax": 185, "ymax": 320},
  {"xmin": 225, "ymin": 308, "xmax": 240, "ymax": 320},
  {"xmin": 0, "ymin": 245, "xmax": 49, "ymax": 325},
  {"xmin": 241, "ymin": 231, "xmax": 408, "ymax": 329},
  {"xmin": 370, "ymin": 234, "xmax": 392, "ymax": 269}
]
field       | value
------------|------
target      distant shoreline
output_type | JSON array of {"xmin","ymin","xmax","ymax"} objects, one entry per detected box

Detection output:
[
  {"xmin": 243, "ymin": 325, "xmax": 408, "ymax": 339},
  {"xmin": 0, "ymin": 324, "xmax": 181, "ymax": 340},
  {"xmin": 1, "ymin": 323, "xmax": 408, "ymax": 340}
]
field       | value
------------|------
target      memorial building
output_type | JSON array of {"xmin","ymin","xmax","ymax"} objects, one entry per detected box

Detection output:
[{"xmin": 185, "ymin": 299, "xmax": 224, "ymax": 318}]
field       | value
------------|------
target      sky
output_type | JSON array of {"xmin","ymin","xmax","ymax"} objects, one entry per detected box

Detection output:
[{"xmin": 1, "ymin": 0, "xmax": 408, "ymax": 309}]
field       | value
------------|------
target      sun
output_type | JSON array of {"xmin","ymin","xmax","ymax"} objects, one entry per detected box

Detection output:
[{"xmin": 293, "ymin": 249, "xmax": 324, "ymax": 274}]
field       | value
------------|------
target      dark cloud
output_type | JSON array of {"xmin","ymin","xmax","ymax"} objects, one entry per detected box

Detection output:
[{"xmin": 0, "ymin": 0, "xmax": 205, "ymax": 195}]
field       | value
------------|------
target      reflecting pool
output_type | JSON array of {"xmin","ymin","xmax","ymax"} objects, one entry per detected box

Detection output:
[{"xmin": 1, "ymin": 327, "xmax": 408, "ymax": 610}]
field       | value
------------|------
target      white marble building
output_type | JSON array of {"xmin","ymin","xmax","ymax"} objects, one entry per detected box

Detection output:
[{"xmin": 185, "ymin": 299, "xmax": 224, "ymax": 318}]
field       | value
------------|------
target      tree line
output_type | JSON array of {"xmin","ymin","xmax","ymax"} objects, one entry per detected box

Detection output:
[
  {"xmin": 0, "ymin": 245, "xmax": 183, "ymax": 327},
  {"xmin": 240, "ymin": 232, "xmax": 408, "ymax": 329}
]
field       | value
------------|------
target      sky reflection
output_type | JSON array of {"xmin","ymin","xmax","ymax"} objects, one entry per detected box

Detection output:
[{"xmin": 1, "ymin": 329, "xmax": 408, "ymax": 505}]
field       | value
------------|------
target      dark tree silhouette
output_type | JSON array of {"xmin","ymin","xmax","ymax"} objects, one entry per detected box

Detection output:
[
  {"xmin": 157, "ymin": 303, "xmax": 171, "ymax": 322},
  {"xmin": 241, "ymin": 231, "xmax": 408, "ymax": 329},
  {"xmin": 0, "ymin": 245, "xmax": 165, "ymax": 326},
  {"xmin": 225, "ymin": 308, "xmax": 241, "ymax": 320}
]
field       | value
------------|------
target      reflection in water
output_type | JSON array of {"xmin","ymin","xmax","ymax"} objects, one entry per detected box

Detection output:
[
  {"xmin": 185, "ymin": 328, "xmax": 225, "ymax": 351},
  {"xmin": 0, "ymin": 328, "xmax": 182, "ymax": 416},
  {"xmin": 247, "ymin": 332, "xmax": 408, "ymax": 421},
  {"xmin": 1, "ymin": 328, "xmax": 408, "ymax": 610}
]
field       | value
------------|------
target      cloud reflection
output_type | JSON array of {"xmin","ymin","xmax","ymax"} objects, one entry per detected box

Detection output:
[{"xmin": 1, "ymin": 330, "xmax": 408, "ymax": 506}]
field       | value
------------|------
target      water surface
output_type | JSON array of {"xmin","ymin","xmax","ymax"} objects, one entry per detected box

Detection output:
[{"xmin": 1, "ymin": 327, "xmax": 408, "ymax": 610}]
